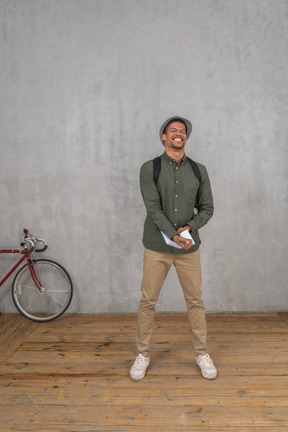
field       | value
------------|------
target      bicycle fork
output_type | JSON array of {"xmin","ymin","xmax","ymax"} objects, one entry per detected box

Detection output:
[{"xmin": 27, "ymin": 258, "xmax": 45, "ymax": 293}]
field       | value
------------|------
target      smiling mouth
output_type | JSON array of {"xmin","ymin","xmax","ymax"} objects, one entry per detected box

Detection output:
[{"xmin": 172, "ymin": 136, "xmax": 183, "ymax": 142}]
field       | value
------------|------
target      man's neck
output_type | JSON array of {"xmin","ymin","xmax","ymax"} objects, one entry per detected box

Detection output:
[{"xmin": 165, "ymin": 147, "xmax": 185, "ymax": 163}]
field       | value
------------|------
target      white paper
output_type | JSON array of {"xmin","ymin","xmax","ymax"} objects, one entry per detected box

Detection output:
[{"xmin": 161, "ymin": 229, "xmax": 195, "ymax": 249}]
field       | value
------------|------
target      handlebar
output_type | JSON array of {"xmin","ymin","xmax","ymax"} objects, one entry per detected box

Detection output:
[
  {"xmin": 21, "ymin": 229, "xmax": 48, "ymax": 254},
  {"xmin": 34, "ymin": 238, "xmax": 48, "ymax": 252}
]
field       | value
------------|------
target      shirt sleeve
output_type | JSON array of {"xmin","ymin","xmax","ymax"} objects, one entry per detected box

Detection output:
[
  {"xmin": 186, "ymin": 165, "xmax": 214, "ymax": 232},
  {"xmin": 140, "ymin": 161, "xmax": 178, "ymax": 239}
]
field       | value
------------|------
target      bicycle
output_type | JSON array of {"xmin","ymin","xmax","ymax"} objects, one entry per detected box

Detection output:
[{"xmin": 0, "ymin": 229, "xmax": 73, "ymax": 322}]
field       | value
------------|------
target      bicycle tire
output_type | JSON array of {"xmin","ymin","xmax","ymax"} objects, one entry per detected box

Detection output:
[{"xmin": 12, "ymin": 259, "xmax": 73, "ymax": 322}]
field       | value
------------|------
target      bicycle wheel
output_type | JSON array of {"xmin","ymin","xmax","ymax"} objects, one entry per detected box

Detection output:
[{"xmin": 12, "ymin": 259, "xmax": 73, "ymax": 322}]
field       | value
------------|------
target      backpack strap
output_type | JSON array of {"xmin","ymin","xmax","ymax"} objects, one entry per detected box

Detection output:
[
  {"xmin": 187, "ymin": 157, "xmax": 202, "ymax": 184},
  {"xmin": 153, "ymin": 156, "xmax": 161, "ymax": 185},
  {"xmin": 187, "ymin": 157, "xmax": 201, "ymax": 209}
]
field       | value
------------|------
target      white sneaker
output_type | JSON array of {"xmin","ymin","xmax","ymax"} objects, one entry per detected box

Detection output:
[
  {"xmin": 130, "ymin": 354, "xmax": 150, "ymax": 381},
  {"xmin": 196, "ymin": 354, "xmax": 217, "ymax": 380}
]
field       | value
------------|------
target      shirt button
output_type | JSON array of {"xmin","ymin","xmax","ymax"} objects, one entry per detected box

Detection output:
[
  {"xmin": 176, "ymin": 167, "xmax": 178, "ymax": 170},
  {"xmin": 176, "ymin": 180, "xmax": 178, "ymax": 184},
  {"xmin": 175, "ymin": 209, "xmax": 177, "ymax": 211},
  {"xmin": 174, "ymin": 223, "xmax": 177, "ymax": 226},
  {"xmin": 175, "ymin": 194, "xmax": 178, "ymax": 198}
]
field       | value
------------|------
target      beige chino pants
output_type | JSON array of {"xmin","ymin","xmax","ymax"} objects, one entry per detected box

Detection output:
[{"xmin": 136, "ymin": 248, "xmax": 207, "ymax": 357}]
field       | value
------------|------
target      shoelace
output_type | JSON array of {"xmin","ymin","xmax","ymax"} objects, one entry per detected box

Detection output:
[
  {"xmin": 134, "ymin": 354, "xmax": 148, "ymax": 369},
  {"xmin": 200, "ymin": 354, "xmax": 214, "ymax": 366}
]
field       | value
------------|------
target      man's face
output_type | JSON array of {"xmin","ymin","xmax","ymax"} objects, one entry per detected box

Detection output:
[{"xmin": 162, "ymin": 121, "xmax": 187, "ymax": 150}]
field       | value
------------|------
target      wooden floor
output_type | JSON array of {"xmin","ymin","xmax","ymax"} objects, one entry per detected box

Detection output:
[{"xmin": 0, "ymin": 313, "xmax": 287, "ymax": 431}]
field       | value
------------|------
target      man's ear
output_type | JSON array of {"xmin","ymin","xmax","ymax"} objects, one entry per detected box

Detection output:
[{"xmin": 162, "ymin": 133, "xmax": 166, "ymax": 142}]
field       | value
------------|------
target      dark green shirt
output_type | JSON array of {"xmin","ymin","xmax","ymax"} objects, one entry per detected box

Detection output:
[{"xmin": 140, "ymin": 152, "xmax": 214, "ymax": 254}]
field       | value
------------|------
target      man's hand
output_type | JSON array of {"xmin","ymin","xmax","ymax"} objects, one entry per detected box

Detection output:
[
  {"xmin": 172, "ymin": 234, "xmax": 192, "ymax": 250},
  {"xmin": 177, "ymin": 225, "xmax": 191, "ymax": 234}
]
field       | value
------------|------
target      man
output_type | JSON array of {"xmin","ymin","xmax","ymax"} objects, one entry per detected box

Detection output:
[{"xmin": 130, "ymin": 116, "xmax": 217, "ymax": 381}]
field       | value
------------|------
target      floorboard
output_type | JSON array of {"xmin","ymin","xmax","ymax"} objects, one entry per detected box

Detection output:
[{"xmin": 0, "ymin": 313, "xmax": 287, "ymax": 431}]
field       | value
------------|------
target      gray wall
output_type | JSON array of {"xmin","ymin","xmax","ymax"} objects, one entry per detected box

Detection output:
[{"xmin": 1, "ymin": 0, "xmax": 287, "ymax": 313}]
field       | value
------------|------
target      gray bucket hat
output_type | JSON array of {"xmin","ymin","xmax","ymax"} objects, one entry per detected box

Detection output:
[{"xmin": 159, "ymin": 116, "xmax": 192, "ymax": 145}]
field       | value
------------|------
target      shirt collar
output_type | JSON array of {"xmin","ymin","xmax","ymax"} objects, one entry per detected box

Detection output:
[{"xmin": 162, "ymin": 151, "xmax": 187, "ymax": 165}]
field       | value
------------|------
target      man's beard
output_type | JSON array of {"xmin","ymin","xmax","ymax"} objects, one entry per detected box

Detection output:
[{"xmin": 171, "ymin": 142, "xmax": 185, "ymax": 149}]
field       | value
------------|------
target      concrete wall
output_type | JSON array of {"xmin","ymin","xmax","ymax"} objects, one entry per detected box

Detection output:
[{"xmin": 1, "ymin": 0, "xmax": 287, "ymax": 313}]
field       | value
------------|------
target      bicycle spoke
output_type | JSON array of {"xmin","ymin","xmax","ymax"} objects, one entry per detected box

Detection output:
[
  {"xmin": 45, "ymin": 276, "xmax": 66, "ymax": 288},
  {"xmin": 43, "ymin": 292, "xmax": 65, "ymax": 307},
  {"xmin": 45, "ymin": 290, "xmax": 68, "ymax": 293},
  {"xmin": 18, "ymin": 285, "xmax": 40, "ymax": 290}
]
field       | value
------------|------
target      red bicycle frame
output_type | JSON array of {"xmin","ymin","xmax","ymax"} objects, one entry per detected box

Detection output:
[{"xmin": 0, "ymin": 249, "xmax": 43, "ymax": 292}]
